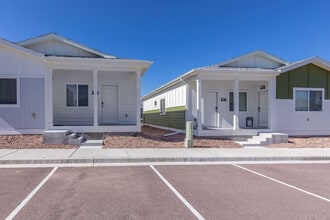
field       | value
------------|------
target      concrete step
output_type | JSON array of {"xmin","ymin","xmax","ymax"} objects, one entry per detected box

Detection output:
[
  {"xmin": 68, "ymin": 136, "xmax": 84, "ymax": 146},
  {"xmin": 80, "ymin": 140, "xmax": 103, "ymax": 147},
  {"xmin": 43, "ymin": 130, "xmax": 70, "ymax": 144},
  {"xmin": 68, "ymin": 132, "xmax": 77, "ymax": 139}
]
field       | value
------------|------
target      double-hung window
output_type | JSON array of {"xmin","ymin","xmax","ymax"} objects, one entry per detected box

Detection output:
[
  {"xmin": 66, "ymin": 84, "xmax": 88, "ymax": 107},
  {"xmin": 0, "ymin": 78, "xmax": 18, "ymax": 106},
  {"xmin": 295, "ymin": 88, "xmax": 323, "ymax": 111},
  {"xmin": 229, "ymin": 92, "xmax": 247, "ymax": 111}
]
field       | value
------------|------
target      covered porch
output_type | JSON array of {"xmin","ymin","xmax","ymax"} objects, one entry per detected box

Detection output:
[
  {"xmin": 44, "ymin": 57, "xmax": 144, "ymax": 133},
  {"xmin": 193, "ymin": 71, "xmax": 277, "ymax": 136}
]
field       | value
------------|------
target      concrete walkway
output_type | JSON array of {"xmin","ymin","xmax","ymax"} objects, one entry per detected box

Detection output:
[{"xmin": 0, "ymin": 148, "xmax": 330, "ymax": 165}]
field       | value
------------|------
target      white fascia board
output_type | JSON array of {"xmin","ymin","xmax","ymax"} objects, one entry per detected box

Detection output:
[
  {"xmin": 196, "ymin": 69, "xmax": 279, "ymax": 81},
  {"xmin": 216, "ymin": 50, "xmax": 289, "ymax": 67},
  {"xmin": 142, "ymin": 69, "xmax": 196, "ymax": 101},
  {"xmin": 0, "ymin": 38, "xmax": 44, "ymax": 60},
  {"xmin": 279, "ymin": 57, "xmax": 330, "ymax": 73},
  {"xmin": 45, "ymin": 56, "xmax": 152, "ymax": 74},
  {"xmin": 18, "ymin": 33, "xmax": 116, "ymax": 59}
]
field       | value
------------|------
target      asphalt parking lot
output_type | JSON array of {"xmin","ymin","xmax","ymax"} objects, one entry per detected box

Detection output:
[{"xmin": 1, "ymin": 163, "xmax": 329, "ymax": 219}]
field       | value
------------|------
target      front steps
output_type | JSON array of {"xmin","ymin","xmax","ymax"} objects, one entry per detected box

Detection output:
[
  {"xmin": 236, "ymin": 133, "xmax": 288, "ymax": 147},
  {"xmin": 43, "ymin": 130, "xmax": 85, "ymax": 146}
]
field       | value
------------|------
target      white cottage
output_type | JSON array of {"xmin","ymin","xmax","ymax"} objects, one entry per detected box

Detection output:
[
  {"xmin": 143, "ymin": 50, "xmax": 330, "ymax": 138},
  {"xmin": 0, "ymin": 33, "xmax": 152, "ymax": 136}
]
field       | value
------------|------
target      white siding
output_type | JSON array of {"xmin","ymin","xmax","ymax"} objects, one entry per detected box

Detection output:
[
  {"xmin": 188, "ymin": 79, "xmax": 265, "ymax": 128},
  {"xmin": 0, "ymin": 44, "xmax": 45, "ymax": 77},
  {"xmin": 0, "ymin": 78, "xmax": 45, "ymax": 130},
  {"xmin": 53, "ymin": 70, "xmax": 137, "ymax": 125},
  {"xmin": 25, "ymin": 39, "xmax": 99, "ymax": 58},
  {"xmin": 98, "ymin": 71, "xmax": 137, "ymax": 125},
  {"xmin": 53, "ymin": 70, "xmax": 93, "ymax": 125},
  {"xmin": 275, "ymin": 99, "xmax": 330, "ymax": 135},
  {"xmin": 143, "ymin": 84, "xmax": 186, "ymax": 111}
]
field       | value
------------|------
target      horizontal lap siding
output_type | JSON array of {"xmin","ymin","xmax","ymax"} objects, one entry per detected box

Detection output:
[
  {"xmin": 0, "ymin": 78, "xmax": 45, "ymax": 130},
  {"xmin": 144, "ymin": 106, "xmax": 186, "ymax": 130}
]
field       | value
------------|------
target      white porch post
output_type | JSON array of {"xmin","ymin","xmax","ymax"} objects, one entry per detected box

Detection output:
[
  {"xmin": 136, "ymin": 71, "xmax": 141, "ymax": 128},
  {"xmin": 93, "ymin": 70, "xmax": 98, "ymax": 126},
  {"xmin": 268, "ymin": 79, "xmax": 276, "ymax": 130},
  {"xmin": 233, "ymin": 79, "xmax": 239, "ymax": 130},
  {"xmin": 45, "ymin": 68, "xmax": 53, "ymax": 129},
  {"xmin": 196, "ymin": 78, "xmax": 202, "ymax": 132}
]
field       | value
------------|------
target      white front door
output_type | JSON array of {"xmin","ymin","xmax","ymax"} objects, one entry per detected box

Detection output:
[
  {"xmin": 101, "ymin": 85, "xmax": 118, "ymax": 124},
  {"xmin": 258, "ymin": 91, "xmax": 268, "ymax": 127},
  {"xmin": 203, "ymin": 91, "xmax": 217, "ymax": 127}
]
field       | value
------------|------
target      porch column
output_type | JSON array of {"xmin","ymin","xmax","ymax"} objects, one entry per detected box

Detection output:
[
  {"xmin": 233, "ymin": 79, "xmax": 239, "ymax": 130},
  {"xmin": 136, "ymin": 71, "xmax": 142, "ymax": 128},
  {"xmin": 196, "ymin": 78, "xmax": 202, "ymax": 132},
  {"xmin": 45, "ymin": 68, "xmax": 53, "ymax": 129},
  {"xmin": 93, "ymin": 70, "xmax": 98, "ymax": 126},
  {"xmin": 268, "ymin": 79, "xmax": 276, "ymax": 130}
]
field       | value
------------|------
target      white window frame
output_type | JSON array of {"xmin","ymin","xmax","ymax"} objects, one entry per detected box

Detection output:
[
  {"xmin": 160, "ymin": 98, "xmax": 166, "ymax": 115},
  {"xmin": 65, "ymin": 83, "xmax": 89, "ymax": 108},
  {"xmin": 294, "ymin": 88, "xmax": 324, "ymax": 112},
  {"xmin": 0, "ymin": 77, "xmax": 20, "ymax": 108},
  {"xmin": 229, "ymin": 90, "xmax": 248, "ymax": 112}
]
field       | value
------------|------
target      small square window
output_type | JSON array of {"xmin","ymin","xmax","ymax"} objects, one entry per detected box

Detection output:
[
  {"xmin": 66, "ymin": 84, "xmax": 88, "ymax": 107},
  {"xmin": 0, "ymin": 78, "xmax": 17, "ymax": 105},
  {"xmin": 295, "ymin": 89, "xmax": 323, "ymax": 112}
]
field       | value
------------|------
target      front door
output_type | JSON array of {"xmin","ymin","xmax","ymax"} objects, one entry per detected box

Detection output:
[
  {"xmin": 258, "ymin": 91, "xmax": 268, "ymax": 127},
  {"xmin": 101, "ymin": 85, "xmax": 118, "ymax": 124},
  {"xmin": 203, "ymin": 91, "xmax": 217, "ymax": 127}
]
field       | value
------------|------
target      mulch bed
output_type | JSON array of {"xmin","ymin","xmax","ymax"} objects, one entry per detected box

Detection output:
[
  {"xmin": 103, "ymin": 126, "xmax": 242, "ymax": 148},
  {"xmin": 0, "ymin": 135, "xmax": 77, "ymax": 149}
]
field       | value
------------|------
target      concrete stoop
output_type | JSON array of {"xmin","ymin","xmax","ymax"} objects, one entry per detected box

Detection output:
[
  {"xmin": 236, "ymin": 133, "xmax": 288, "ymax": 147},
  {"xmin": 80, "ymin": 140, "xmax": 103, "ymax": 149},
  {"xmin": 43, "ymin": 130, "xmax": 84, "ymax": 146}
]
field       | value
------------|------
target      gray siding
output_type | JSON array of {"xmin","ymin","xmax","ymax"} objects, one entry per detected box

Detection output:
[{"xmin": 0, "ymin": 78, "xmax": 45, "ymax": 130}]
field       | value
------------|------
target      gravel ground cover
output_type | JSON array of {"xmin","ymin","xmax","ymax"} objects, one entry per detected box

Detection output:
[
  {"xmin": 0, "ymin": 135, "xmax": 77, "ymax": 149},
  {"xmin": 268, "ymin": 136, "xmax": 330, "ymax": 148},
  {"xmin": 104, "ymin": 126, "xmax": 241, "ymax": 148}
]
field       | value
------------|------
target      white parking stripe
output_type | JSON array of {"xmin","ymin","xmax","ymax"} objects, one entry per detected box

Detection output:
[
  {"xmin": 150, "ymin": 165, "xmax": 205, "ymax": 220},
  {"xmin": 6, "ymin": 167, "xmax": 58, "ymax": 220},
  {"xmin": 233, "ymin": 164, "xmax": 330, "ymax": 203}
]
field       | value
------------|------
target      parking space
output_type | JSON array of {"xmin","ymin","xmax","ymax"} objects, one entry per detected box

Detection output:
[
  {"xmin": 0, "ymin": 168, "xmax": 52, "ymax": 219},
  {"xmin": 1, "ymin": 163, "xmax": 329, "ymax": 219}
]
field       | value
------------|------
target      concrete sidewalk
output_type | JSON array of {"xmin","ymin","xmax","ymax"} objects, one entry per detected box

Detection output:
[{"xmin": 0, "ymin": 148, "xmax": 330, "ymax": 165}]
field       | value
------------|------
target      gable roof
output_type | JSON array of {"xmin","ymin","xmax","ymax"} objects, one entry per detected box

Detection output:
[
  {"xmin": 215, "ymin": 50, "xmax": 289, "ymax": 69},
  {"xmin": 278, "ymin": 56, "xmax": 330, "ymax": 72},
  {"xmin": 17, "ymin": 33, "xmax": 117, "ymax": 59},
  {"xmin": 0, "ymin": 37, "xmax": 44, "ymax": 59}
]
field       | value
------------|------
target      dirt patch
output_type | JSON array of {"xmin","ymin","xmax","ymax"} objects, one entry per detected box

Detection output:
[
  {"xmin": 268, "ymin": 137, "xmax": 330, "ymax": 148},
  {"xmin": 0, "ymin": 135, "xmax": 77, "ymax": 149},
  {"xmin": 104, "ymin": 126, "xmax": 241, "ymax": 148}
]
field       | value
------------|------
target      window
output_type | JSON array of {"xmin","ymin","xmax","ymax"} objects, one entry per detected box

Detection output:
[
  {"xmin": 229, "ymin": 92, "xmax": 247, "ymax": 111},
  {"xmin": 160, "ymin": 98, "xmax": 165, "ymax": 115},
  {"xmin": 0, "ymin": 78, "xmax": 17, "ymax": 105},
  {"xmin": 66, "ymin": 84, "xmax": 88, "ymax": 107},
  {"xmin": 295, "ymin": 89, "xmax": 322, "ymax": 111}
]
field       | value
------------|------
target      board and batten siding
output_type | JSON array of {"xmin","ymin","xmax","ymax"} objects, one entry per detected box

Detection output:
[
  {"xmin": 0, "ymin": 78, "xmax": 45, "ymax": 130},
  {"xmin": 143, "ymin": 84, "xmax": 187, "ymax": 130},
  {"xmin": 275, "ymin": 64, "xmax": 330, "ymax": 135}
]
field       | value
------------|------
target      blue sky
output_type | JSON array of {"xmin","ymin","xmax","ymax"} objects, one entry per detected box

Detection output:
[{"xmin": 1, "ymin": 0, "xmax": 330, "ymax": 95}]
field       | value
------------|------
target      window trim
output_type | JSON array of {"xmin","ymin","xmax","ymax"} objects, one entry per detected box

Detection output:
[
  {"xmin": 160, "ymin": 98, "xmax": 166, "ymax": 115},
  {"xmin": 294, "ymin": 87, "xmax": 324, "ymax": 112},
  {"xmin": 0, "ymin": 77, "xmax": 20, "ymax": 108},
  {"xmin": 229, "ymin": 91, "xmax": 248, "ymax": 112},
  {"xmin": 65, "ymin": 83, "xmax": 89, "ymax": 108}
]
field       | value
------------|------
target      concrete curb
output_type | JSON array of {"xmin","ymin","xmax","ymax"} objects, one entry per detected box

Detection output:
[{"xmin": 0, "ymin": 156, "xmax": 329, "ymax": 165}]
